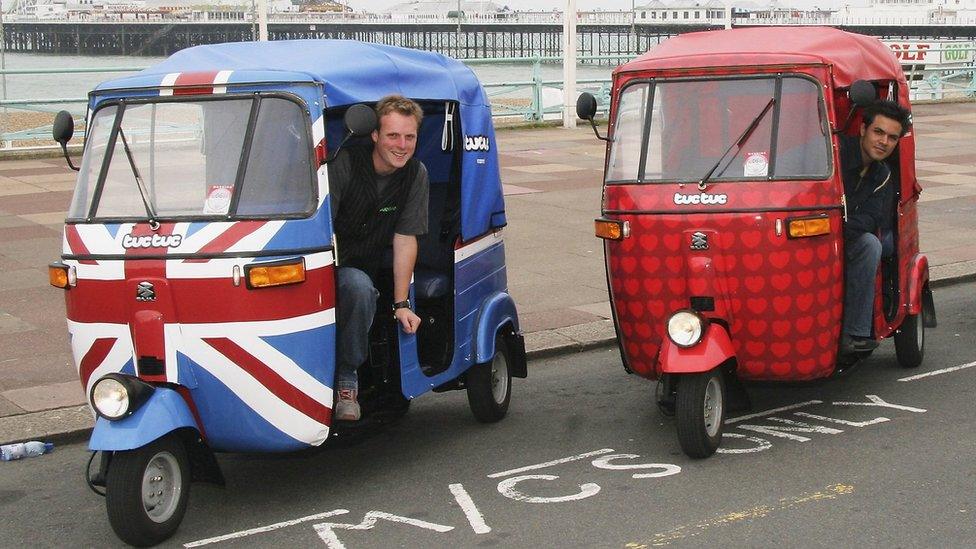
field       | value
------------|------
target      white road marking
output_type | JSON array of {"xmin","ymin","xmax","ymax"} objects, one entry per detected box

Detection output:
[
  {"xmin": 726, "ymin": 400, "xmax": 823, "ymax": 424},
  {"xmin": 898, "ymin": 360, "xmax": 976, "ymax": 382},
  {"xmin": 833, "ymin": 394, "xmax": 926, "ymax": 413},
  {"xmin": 794, "ymin": 411, "xmax": 890, "ymax": 427},
  {"xmin": 183, "ymin": 509, "xmax": 349, "ymax": 547},
  {"xmin": 487, "ymin": 448, "xmax": 615, "ymax": 478},
  {"xmin": 736, "ymin": 417, "xmax": 843, "ymax": 443},
  {"xmin": 313, "ymin": 511, "xmax": 454, "ymax": 549},
  {"xmin": 716, "ymin": 432, "xmax": 774, "ymax": 454},
  {"xmin": 449, "ymin": 483, "xmax": 491, "ymax": 534},
  {"xmin": 590, "ymin": 454, "xmax": 682, "ymax": 479},
  {"xmin": 497, "ymin": 474, "xmax": 602, "ymax": 503}
]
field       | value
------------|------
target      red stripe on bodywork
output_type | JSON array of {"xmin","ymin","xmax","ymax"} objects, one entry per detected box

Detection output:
[
  {"xmin": 204, "ymin": 337, "xmax": 333, "ymax": 426},
  {"xmin": 183, "ymin": 221, "xmax": 268, "ymax": 263},
  {"xmin": 173, "ymin": 71, "xmax": 220, "ymax": 96},
  {"xmin": 79, "ymin": 337, "xmax": 118, "ymax": 390},
  {"xmin": 65, "ymin": 225, "xmax": 98, "ymax": 265},
  {"xmin": 65, "ymin": 264, "xmax": 335, "ymax": 324}
]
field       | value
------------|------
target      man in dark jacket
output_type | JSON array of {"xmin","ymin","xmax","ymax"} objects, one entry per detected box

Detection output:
[
  {"xmin": 328, "ymin": 95, "xmax": 429, "ymax": 421},
  {"xmin": 839, "ymin": 99, "xmax": 911, "ymax": 354}
]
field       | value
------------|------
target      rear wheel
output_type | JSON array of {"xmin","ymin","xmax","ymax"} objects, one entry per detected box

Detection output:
[
  {"xmin": 466, "ymin": 335, "xmax": 512, "ymax": 423},
  {"xmin": 105, "ymin": 433, "xmax": 190, "ymax": 547},
  {"xmin": 894, "ymin": 311, "xmax": 924, "ymax": 368},
  {"xmin": 675, "ymin": 369, "xmax": 726, "ymax": 459}
]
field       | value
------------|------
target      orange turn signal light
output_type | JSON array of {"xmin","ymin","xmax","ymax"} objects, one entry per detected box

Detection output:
[
  {"xmin": 49, "ymin": 263, "xmax": 72, "ymax": 289},
  {"xmin": 787, "ymin": 215, "xmax": 831, "ymax": 238},
  {"xmin": 245, "ymin": 259, "xmax": 306, "ymax": 289},
  {"xmin": 595, "ymin": 218, "xmax": 630, "ymax": 241}
]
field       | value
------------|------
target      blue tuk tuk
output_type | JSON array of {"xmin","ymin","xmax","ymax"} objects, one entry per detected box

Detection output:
[{"xmin": 49, "ymin": 40, "xmax": 526, "ymax": 546}]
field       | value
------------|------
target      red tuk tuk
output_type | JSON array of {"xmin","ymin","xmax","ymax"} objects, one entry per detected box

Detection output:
[{"xmin": 577, "ymin": 27, "xmax": 936, "ymax": 458}]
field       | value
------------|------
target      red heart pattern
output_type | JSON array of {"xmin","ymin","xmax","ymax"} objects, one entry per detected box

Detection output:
[{"xmin": 604, "ymin": 183, "xmax": 846, "ymax": 382}]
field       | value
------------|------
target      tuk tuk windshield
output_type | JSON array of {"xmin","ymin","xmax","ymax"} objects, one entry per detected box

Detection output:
[
  {"xmin": 607, "ymin": 76, "xmax": 831, "ymax": 184},
  {"xmin": 68, "ymin": 95, "xmax": 315, "ymax": 221}
]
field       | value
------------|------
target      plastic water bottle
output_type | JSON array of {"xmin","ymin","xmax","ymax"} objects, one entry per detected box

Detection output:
[{"xmin": 0, "ymin": 441, "xmax": 54, "ymax": 461}]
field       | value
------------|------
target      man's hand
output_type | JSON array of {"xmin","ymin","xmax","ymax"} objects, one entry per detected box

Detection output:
[{"xmin": 394, "ymin": 307, "xmax": 422, "ymax": 334}]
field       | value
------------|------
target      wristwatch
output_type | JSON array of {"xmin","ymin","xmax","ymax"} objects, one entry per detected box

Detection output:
[{"xmin": 392, "ymin": 299, "xmax": 412, "ymax": 313}]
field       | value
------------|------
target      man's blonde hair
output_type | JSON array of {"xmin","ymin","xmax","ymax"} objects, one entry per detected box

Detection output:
[{"xmin": 375, "ymin": 95, "xmax": 423, "ymax": 129}]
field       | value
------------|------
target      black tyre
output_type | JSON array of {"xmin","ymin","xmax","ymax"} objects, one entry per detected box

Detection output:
[
  {"xmin": 894, "ymin": 311, "xmax": 924, "ymax": 369},
  {"xmin": 105, "ymin": 433, "xmax": 190, "ymax": 547},
  {"xmin": 466, "ymin": 335, "xmax": 512, "ymax": 423},
  {"xmin": 675, "ymin": 369, "xmax": 726, "ymax": 459}
]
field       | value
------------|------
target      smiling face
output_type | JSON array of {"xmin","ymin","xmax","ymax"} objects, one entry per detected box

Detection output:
[
  {"xmin": 859, "ymin": 114, "xmax": 904, "ymax": 164},
  {"xmin": 371, "ymin": 111, "xmax": 419, "ymax": 176}
]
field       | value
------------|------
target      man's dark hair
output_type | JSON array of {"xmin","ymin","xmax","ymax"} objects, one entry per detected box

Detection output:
[{"xmin": 862, "ymin": 100, "xmax": 911, "ymax": 137}]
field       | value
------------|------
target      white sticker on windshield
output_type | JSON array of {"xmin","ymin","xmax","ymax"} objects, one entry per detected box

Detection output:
[
  {"xmin": 204, "ymin": 185, "xmax": 233, "ymax": 215},
  {"xmin": 743, "ymin": 152, "xmax": 769, "ymax": 177}
]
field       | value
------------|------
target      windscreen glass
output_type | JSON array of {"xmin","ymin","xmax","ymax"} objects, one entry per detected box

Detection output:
[
  {"xmin": 607, "ymin": 76, "xmax": 830, "ymax": 184},
  {"xmin": 68, "ymin": 96, "xmax": 314, "ymax": 220}
]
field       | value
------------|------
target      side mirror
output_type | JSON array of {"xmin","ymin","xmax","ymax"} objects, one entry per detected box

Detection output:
[
  {"xmin": 576, "ymin": 92, "xmax": 598, "ymax": 120},
  {"xmin": 324, "ymin": 104, "xmax": 378, "ymax": 164},
  {"xmin": 849, "ymin": 80, "xmax": 877, "ymax": 107},
  {"xmin": 52, "ymin": 110, "xmax": 79, "ymax": 171},
  {"xmin": 576, "ymin": 92, "xmax": 610, "ymax": 142},
  {"xmin": 344, "ymin": 104, "xmax": 377, "ymax": 137}
]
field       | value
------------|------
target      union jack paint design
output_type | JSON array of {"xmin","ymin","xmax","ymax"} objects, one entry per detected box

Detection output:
[{"xmin": 63, "ymin": 219, "xmax": 337, "ymax": 451}]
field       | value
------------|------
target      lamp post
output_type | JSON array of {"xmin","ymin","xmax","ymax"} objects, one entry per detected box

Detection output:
[
  {"xmin": 562, "ymin": 0, "xmax": 576, "ymax": 128},
  {"xmin": 1, "ymin": 1, "xmax": 7, "ymax": 107}
]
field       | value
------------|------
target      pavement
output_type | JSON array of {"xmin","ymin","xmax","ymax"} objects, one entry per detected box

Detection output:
[{"xmin": 0, "ymin": 101, "xmax": 975, "ymax": 446}]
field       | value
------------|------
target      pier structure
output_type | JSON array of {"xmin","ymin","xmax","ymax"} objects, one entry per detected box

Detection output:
[{"xmin": 0, "ymin": 19, "xmax": 707, "ymax": 58}]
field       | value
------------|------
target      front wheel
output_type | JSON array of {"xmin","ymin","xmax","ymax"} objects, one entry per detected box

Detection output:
[
  {"xmin": 894, "ymin": 311, "xmax": 925, "ymax": 368},
  {"xmin": 675, "ymin": 369, "xmax": 726, "ymax": 459},
  {"xmin": 105, "ymin": 432, "xmax": 190, "ymax": 547},
  {"xmin": 466, "ymin": 335, "xmax": 512, "ymax": 423}
]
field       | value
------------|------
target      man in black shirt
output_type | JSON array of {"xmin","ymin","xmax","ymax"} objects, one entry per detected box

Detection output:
[
  {"xmin": 839, "ymin": 99, "xmax": 911, "ymax": 354},
  {"xmin": 328, "ymin": 95, "xmax": 429, "ymax": 421}
]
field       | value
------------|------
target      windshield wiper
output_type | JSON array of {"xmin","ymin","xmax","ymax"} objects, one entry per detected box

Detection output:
[
  {"xmin": 117, "ymin": 127, "xmax": 160, "ymax": 230},
  {"xmin": 696, "ymin": 97, "xmax": 776, "ymax": 191}
]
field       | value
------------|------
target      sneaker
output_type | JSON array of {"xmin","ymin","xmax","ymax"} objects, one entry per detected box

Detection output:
[
  {"xmin": 334, "ymin": 389, "xmax": 361, "ymax": 422},
  {"xmin": 840, "ymin": 334, "xmax": 879, "ymax": 354}
]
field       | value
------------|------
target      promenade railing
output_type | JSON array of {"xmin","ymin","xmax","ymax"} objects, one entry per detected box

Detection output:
[
  {"xmin": 0, "ymin": 55, "xmax": 621, "ymax": 148},
  {"xmin": 1, "ymin": 45, "xmax": 974, "ymax": 149}
]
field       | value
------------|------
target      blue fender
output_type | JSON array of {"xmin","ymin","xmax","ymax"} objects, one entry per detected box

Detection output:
[
  {"xmin": 88, "ymin": 387, "xmax": 199, "ymax": 452},
  {"xmin": 474, "ymin": 291, "xmax": 520, "ymax": 364}
]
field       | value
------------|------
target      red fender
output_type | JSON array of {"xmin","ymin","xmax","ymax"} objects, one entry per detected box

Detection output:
[
  {"xmin": 659, "ymin": 324, "xmax": 735, "ymax": 374},
  {"xmin": 906, "ymin": 254, "xmax": 929, "ymax": 316}
]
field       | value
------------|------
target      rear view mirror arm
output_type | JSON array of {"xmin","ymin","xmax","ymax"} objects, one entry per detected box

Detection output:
[
  {"xmin": 586, "ymin": 117, "xmax": 611, "ymax": 142},
  {"xmin": 59, "ymin": 143, "xmax": 80, "ymax": 172}
]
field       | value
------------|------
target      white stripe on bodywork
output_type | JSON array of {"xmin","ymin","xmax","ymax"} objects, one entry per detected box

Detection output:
[
  {"xmin": 178, "ymin": 308, "xmax": 335, "ymax": 339},
  {"xmin": 66, "ymin": 320, "xmax": 135, "ymax": 399},
  {"xmin": 166, "ymin": 251, "xmax": 334, "ymax": 280},
  {"xmin": 455, "ymin": 232, "xmax": 504, "ymax": 263},
  {"xmin": 159, "ymin": 72, "xmax": 180, "ymax": 96},
  {"xmin": 180, "ymin": 336, "xmax": 330, "ymax": 445},
  {"xmin": 212, "ymin": 70, "xmax": 233, "ymax": 94},
  {"xmin": 314, "ymin": 112, "xmax": 330, "ymax": 209}
]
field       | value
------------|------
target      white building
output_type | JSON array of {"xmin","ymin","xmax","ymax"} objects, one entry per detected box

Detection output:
[{"xmin": 634, "ymin": 0, "xmax": 728, "ymax": 24}]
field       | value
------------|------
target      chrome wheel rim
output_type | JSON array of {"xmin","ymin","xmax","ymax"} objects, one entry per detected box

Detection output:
[
  {"xmin": 490, "ymin": 351, "xmax": 510, "ymax": 404},
  {"xmin": 142, "ymin": 451, "xmax": 182, "ymax": 523},
  {"xmin": 703, "ymin": 377, "xmax": 723, "ymax": 438}
]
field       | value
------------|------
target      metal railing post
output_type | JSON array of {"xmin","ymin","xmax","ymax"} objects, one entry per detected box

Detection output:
[{"xmin": 532, "ymin": 57, "xmax": 544, "ymax": 121}]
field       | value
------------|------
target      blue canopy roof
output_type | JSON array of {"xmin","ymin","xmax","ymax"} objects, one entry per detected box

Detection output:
[
  {"xmin": 95, "ymin": 40, "xmax": 505, "ymax": 241},
  {"xmin": 98, "ymin": 39, "xmax": 490, "ymax": 108}
]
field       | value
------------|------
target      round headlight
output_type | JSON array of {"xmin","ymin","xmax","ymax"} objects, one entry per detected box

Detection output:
[
  {"xmin": 667, "ymin": 311, "xmax": 705, "ymax": 347},
  {"xmin": 91, "ymin": 377, "xmax": 130, "ymax": 419}
]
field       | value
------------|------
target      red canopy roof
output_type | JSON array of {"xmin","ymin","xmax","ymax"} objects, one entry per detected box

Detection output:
[{"xmin": 617, "ymin": 27, "xmax": 905, "ymax": 88}]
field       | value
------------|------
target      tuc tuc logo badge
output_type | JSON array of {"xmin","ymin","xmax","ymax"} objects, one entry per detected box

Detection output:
[
  {"xmin": 121, "ymin": 233, "xmax": 183, "ymax": 249},
  {"xmin": 673, "ymin": 192, "xmax": 728, "ymax": 206},
  {"xmin": 464, "ymin": 135, "xmax": 491, "ymax": 152}
]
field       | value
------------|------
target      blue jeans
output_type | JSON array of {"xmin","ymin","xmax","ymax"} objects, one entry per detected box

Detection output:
[
  {"xmin": 335, "ymin": 267, "xmax": 379, "ymax": 391},
  {"xmin": 843, "ymin": 232, "xmax": 882, "ymax": 338}
]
